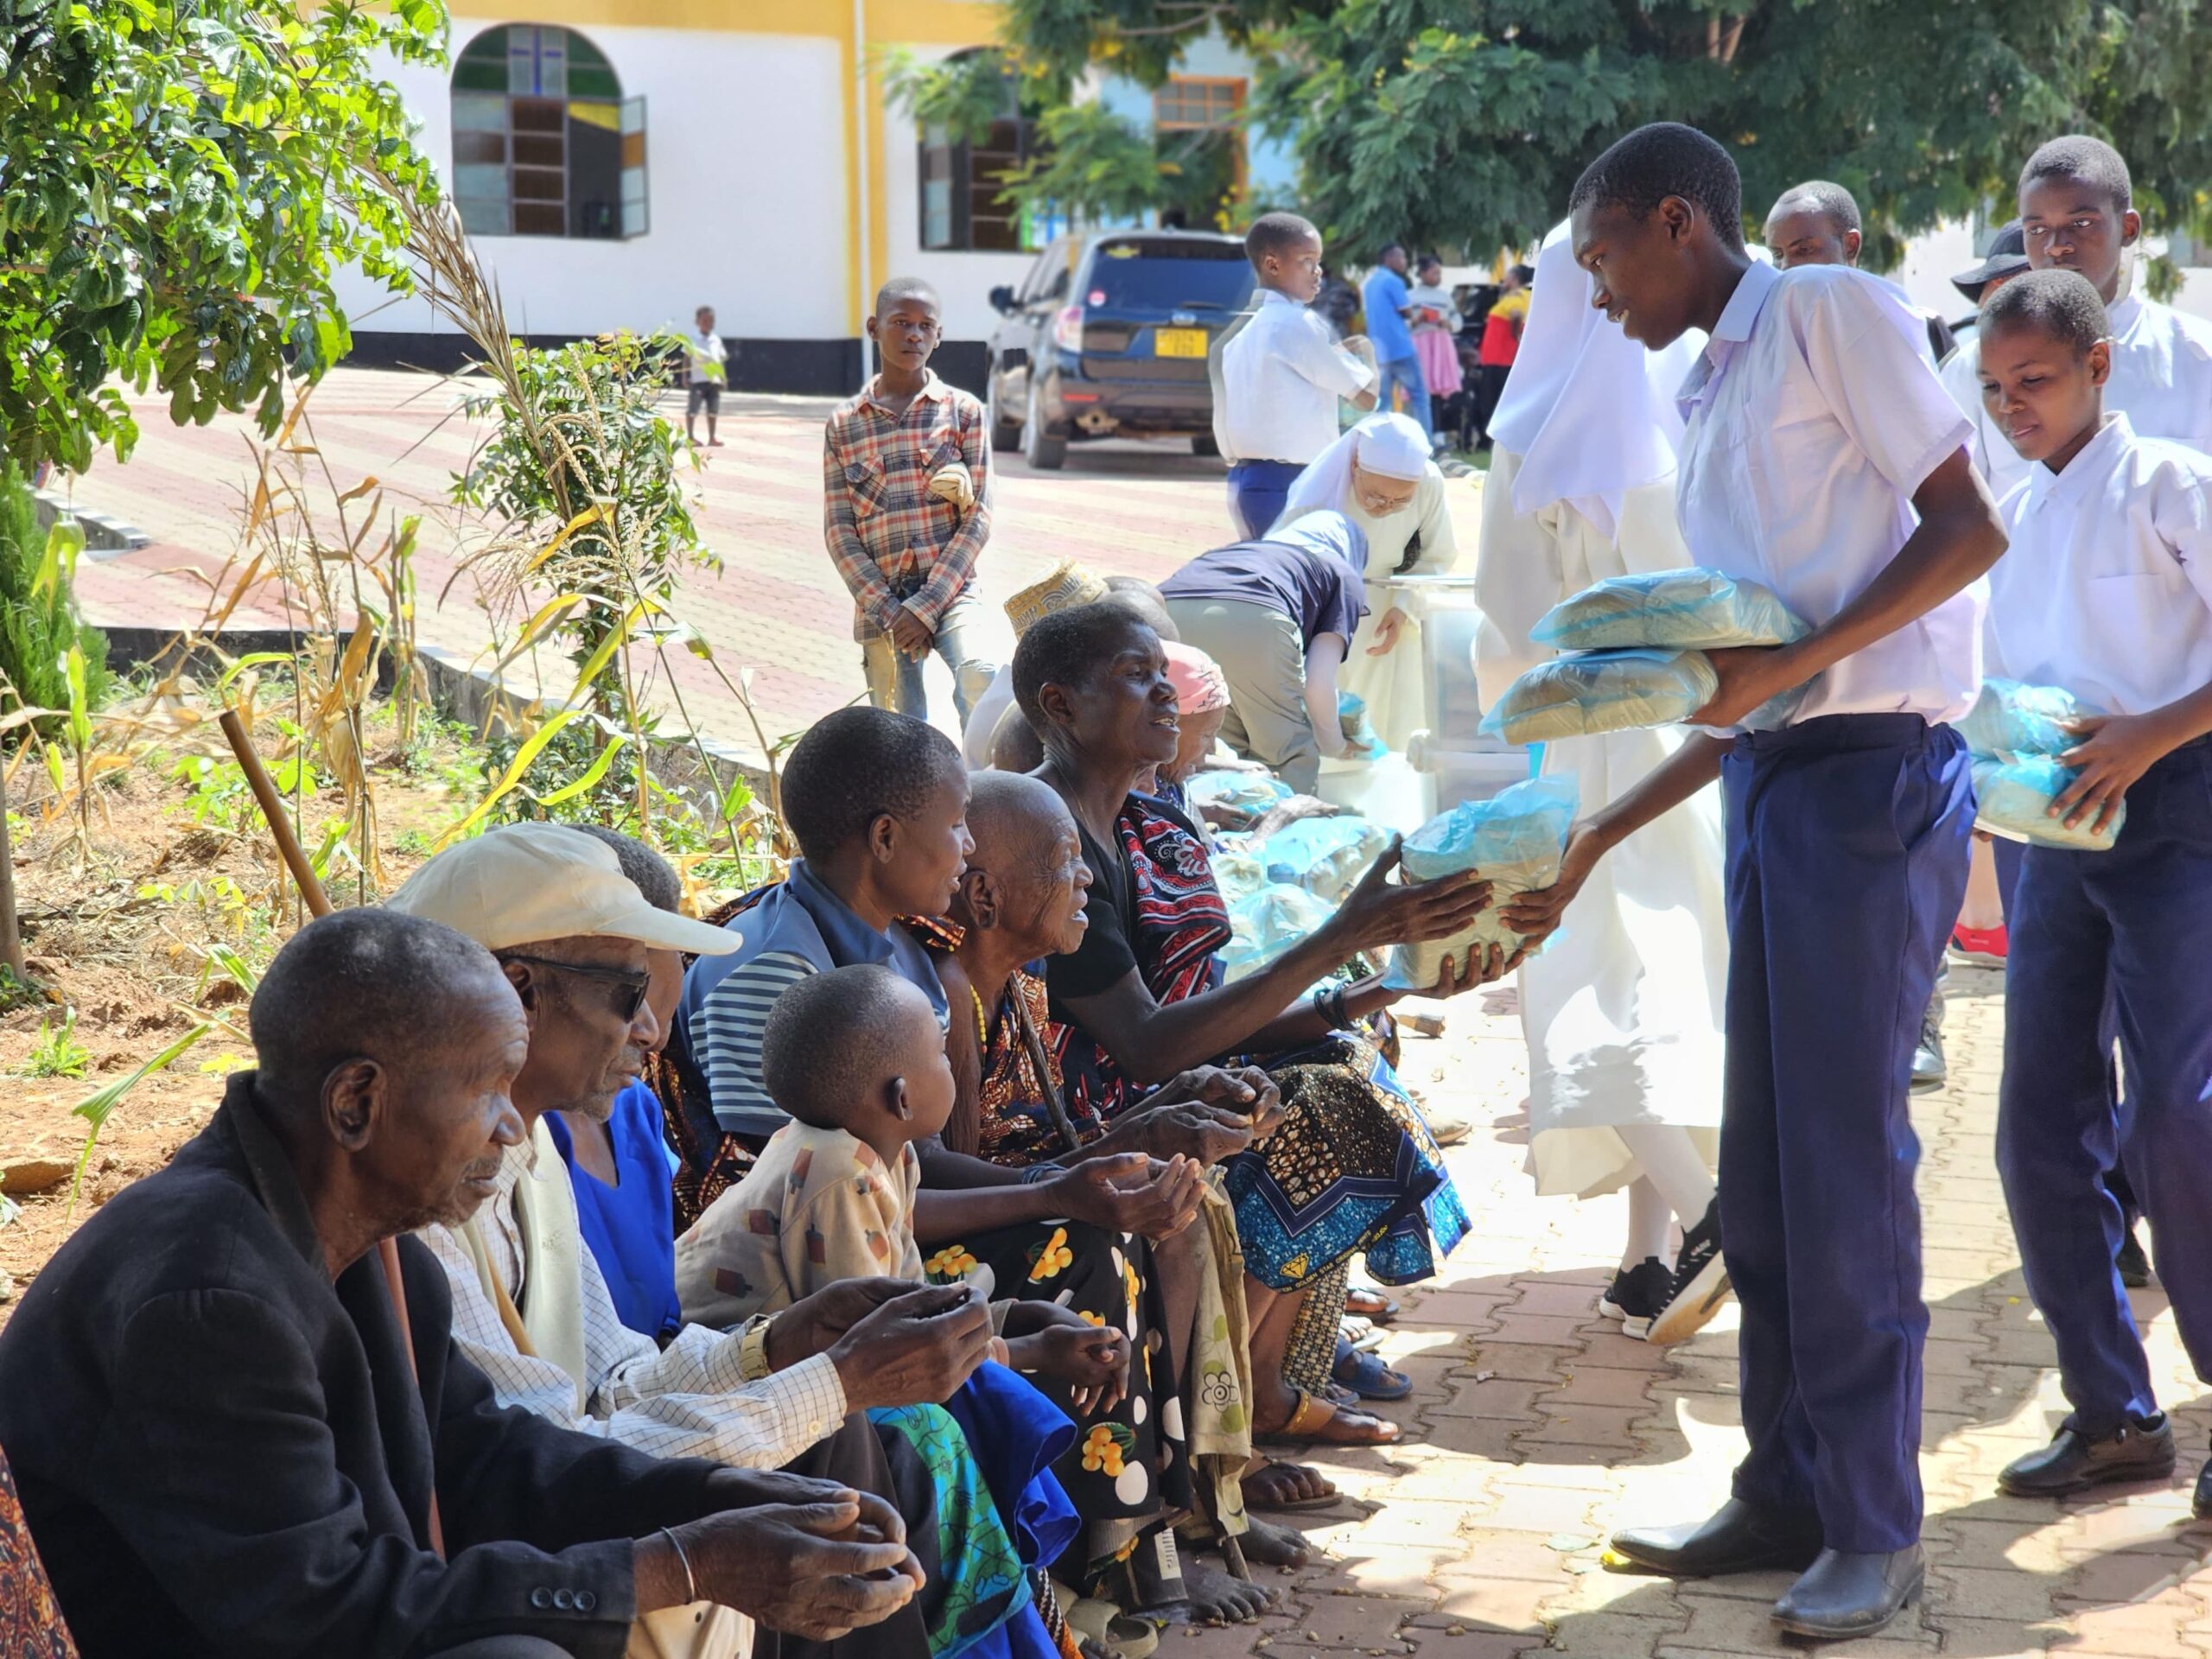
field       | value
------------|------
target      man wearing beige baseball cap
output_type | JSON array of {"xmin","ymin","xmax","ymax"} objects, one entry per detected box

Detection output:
[{"xmin": 391, "ymin": 824, "xmax": 1000, "ymax": 1659}]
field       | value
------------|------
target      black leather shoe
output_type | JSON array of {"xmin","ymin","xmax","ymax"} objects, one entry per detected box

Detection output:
[
  {"xmin": 1999, "ymin": 1417, "xmax": 2174, "ymax": 1497},
  {"xmin": 1772, "ymin": 1546, "xmax": 1924, "ymax": 1640},
  {"xmin": 2195, "ymin": 1455, "xmax": 2212, "ymax": 1519},
  {"xmin": 1611, "ymin": 1497, "xmax": 1823, "ymax": 1578}
]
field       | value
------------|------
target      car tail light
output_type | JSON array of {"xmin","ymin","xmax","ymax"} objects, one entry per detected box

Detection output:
[{"xmin": 1052, "ymin": 303, "xmax": 1086, "ymax": 353}]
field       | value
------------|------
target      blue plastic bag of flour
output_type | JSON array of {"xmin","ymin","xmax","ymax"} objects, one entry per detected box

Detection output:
[
  {"xmin": 1972, "ymin": 755, "xmax": 2124, "ymax": 851},
  {"xmin": 1256, "ymin": 816, "xmax": 1392, "ymax": 904},
  {"xmin": 1384, "ymin": 776, "xmax": 1579, "ymax": 990},
  {"xmin": 1337, "ymin": 691, "xmax": 1387, "ymax": 760},
  {"xmin": 1185, "ymin": 770, "xmax": 1292, "ymax": 820},
  {"xmin": 1533, "ymin": 568, "xmax": 1808, "ymax": 652},
  {"xmin": 1956, "ymin": 678, "xmax": 2086, "ymax": 761},
  {"xmin": 1482, "ymin": 648, "xmax": 1803, "ymax": 745},
  {"xmin": 1222, "ymin": 884, "xmax": 1338, "ymax": 982}
]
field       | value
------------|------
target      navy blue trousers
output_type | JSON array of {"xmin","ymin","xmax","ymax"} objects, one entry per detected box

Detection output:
[
  {"xmin": 1995, "ymin": 739, "xmax": 2212, "ymax": 1434},
  {"xmin": 1722, "ymin": 715, "xmax": 1973, "ymax": 1552},
  {"xmin": 1227, "ymin": 459, "xmax": 1306, "ymax": 541}
]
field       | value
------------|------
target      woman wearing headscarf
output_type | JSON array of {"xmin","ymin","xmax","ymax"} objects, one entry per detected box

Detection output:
[
  {"xmin": 1268, "ymin": 414, "xmax": 1462, "ymax": 751},
  {"xmin": 1473, "ymin": 222, "xmax": 1734, "ymax": 1346},
  {"xmin": 1158, "ymin": 512, "xmax": 1371, "ymax": 794}
]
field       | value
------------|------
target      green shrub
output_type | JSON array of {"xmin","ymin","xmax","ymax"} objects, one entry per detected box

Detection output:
[{"xmin": 0, "ymin": 466, "xmax": 111, "ymax": 741}]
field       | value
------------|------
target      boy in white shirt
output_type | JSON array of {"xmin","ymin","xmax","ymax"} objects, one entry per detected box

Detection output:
[
  {"xmin": 1503, "ymin": 123, "xmax": 2006, "ymax": 1640},
  {"xmin": 1214, "ymin": 213, "xmax": 1378, "ymax": 537},
  {"xmin": 1968, "ymin": 270, "xmax": 2212, "ymax": 1515},
  {"xmin": 1950, "ymin": 137, "xmax": 2212, "ymax": 502}
]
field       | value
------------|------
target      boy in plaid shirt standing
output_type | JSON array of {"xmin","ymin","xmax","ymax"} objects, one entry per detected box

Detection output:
[{"xmin": 825, "ymin": 277, "xmax": 996, "ymax": 721}]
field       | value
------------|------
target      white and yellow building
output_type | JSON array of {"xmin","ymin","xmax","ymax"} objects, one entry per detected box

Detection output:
[{"xmin": 335, "ymin": 3, "xmax": 1290, "ymax": 393}]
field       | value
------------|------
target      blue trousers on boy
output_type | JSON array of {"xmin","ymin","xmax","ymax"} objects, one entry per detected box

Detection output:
[
  {"xmin": 1721, "ymin": 715, "xmax": 1973, "ymax": 1553},
  {"xmin": 1226, "ymin": 458, "xmax": 1306, "ymax": 541},
  {"xmin": 1995, "ymin": 738, "xmax": 2212, "ymax": 1433}
]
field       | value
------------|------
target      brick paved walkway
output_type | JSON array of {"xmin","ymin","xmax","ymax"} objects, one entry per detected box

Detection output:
[
  {"xmin": 67, "ymin": 380, "xmax": 2212, "ymax": 1655},
  {"xmin": 68, "ymin": 367, "xmax": 1491, "ymax": 769},
  {"xmin": 1176, "ymin": 963, "xmax": 2212, "ymax": 1659}
]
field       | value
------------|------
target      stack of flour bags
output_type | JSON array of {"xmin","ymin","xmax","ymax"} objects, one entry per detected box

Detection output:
[
  {"xmin": 1481, "ymin": 569, "xmax": 1807, "ymax": 743},
  {"xmin": 1383, "ymin": 776, "xmax": 1578, "ymax": 990},
  {"xmin": 1956, "ymin": 678, "xmax": 2124, "ymax": 851}
]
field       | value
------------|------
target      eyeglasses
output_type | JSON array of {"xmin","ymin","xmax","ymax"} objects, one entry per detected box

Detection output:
[{"xmin": 503, "ymin": 953, "xmax": 652, "ymax": 1022}]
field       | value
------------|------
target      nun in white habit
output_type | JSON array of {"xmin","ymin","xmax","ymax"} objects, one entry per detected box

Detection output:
[
  {"xmin": 1268, "ymin": 412, "xmax": 1460, "ymax": 751},
  {"xmin": 1473, "ymin": 223, "xmax": 1733, "ymax": 1343}
]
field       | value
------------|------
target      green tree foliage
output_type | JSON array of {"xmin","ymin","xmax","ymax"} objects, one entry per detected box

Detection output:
[
  {"xmin": 0, "ymin": 467, "xmax": 109, "ymax": 739},
  {"xmin": 0, "ymin": 0, "xmax": 448, "ymax": 474},
  {"xmin": 898, "ymin": 1, "xmax": 2212, "ymax": 276}
]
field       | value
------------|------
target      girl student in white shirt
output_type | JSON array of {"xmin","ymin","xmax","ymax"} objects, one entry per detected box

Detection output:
[
  {"xmin": 1968, "ymin": 269, "xmax": 2212, "ymax": 1518},
  {"xmin": 1471, "ymin": 222, "xmax": 1732, "ymax": 1348}
]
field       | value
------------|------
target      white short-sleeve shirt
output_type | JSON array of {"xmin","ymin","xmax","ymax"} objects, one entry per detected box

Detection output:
[
  {"xmin": 1987, "ymin": 412, "xmax": 2212, "ymax": 716},
  {"xmin": 1946, "ymin": 291, "xmax": 2212, "ymax": 503},
  {"xmin": 1674, "ymin": 262, "xmax": 1980, "ymax": 724},
  {"xmin": 1218, "ymin": 291, "xmax": 1377, "ymax": 466}
]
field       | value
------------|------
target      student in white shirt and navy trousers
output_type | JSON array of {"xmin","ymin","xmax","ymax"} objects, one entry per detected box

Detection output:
[
  {"xmin": 1968, "ymin": 269, "xmax": 2212, "ymax": 1514},
  {"xmin": 1503, "ymin": 124, "xmax": 2008, "ymax": 1641},
  {"xmin": 1213, "ymin": 212, "xmax": 1378, "ymax": 538}
]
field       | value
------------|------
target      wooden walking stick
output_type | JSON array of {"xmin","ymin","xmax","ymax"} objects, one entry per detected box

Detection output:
[{"xmin": 218, "ymin": 708, "xmax": 447, "ymax": 1559}]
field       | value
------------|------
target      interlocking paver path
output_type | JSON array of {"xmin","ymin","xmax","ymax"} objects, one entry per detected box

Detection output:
[{"xmin": 72, "ymin": 377, "xmax": 2212, "ymax": 1655}]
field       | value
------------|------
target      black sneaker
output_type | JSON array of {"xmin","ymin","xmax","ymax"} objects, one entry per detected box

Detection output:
[
  {"xmin": 1910, "ymin": 989, "xmax": 1946, "ymax": 1093},
  {"xmin": 1599, "ymin": 1257, "xmax": 1673, "ymax": 1338},
  {"xmin": 1647, "ymin": 1198, "xmax": 1732, "ymax": 1345},
  {"xmin": 2117, "ymin": 1224, "xmax": 2152, "ymax": 1288}
]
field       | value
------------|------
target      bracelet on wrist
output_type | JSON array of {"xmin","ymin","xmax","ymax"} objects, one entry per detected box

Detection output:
[{"xmin": 658, "ymin": 1525, "xmax": 698, "ymax": 1604}]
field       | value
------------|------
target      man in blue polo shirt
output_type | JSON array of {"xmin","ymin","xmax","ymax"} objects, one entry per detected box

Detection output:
[{"xmin": 1360, "ymin": 244, "xmax": 1435, "ymax": 452}]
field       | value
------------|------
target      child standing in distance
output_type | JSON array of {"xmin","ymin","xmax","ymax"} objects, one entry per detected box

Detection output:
[
  {"xmin": 1954, "ymin": 137, "xmax": 2212, "ymax": 504},
  {"xmin": 1969, "ymin": 270, "xmax": 2212, "ymax": 1514},
  {"xmin": 824, "ymin": 277, "xmax": 996, "ymax": 722},
  {"xmin": 1215, "ymin": 213, "xmax": 1378, "ymax": 539},
  {"xmin": 684, "ymin": 304, "xmax": 726, "ymax": 448},
  {"xmin": 1504, "ymin": 123, "xmax": 2006, "ymax": 1640},
  {"xmin": 1361, "ymin": 244, "xmax": 1437, "ymax": 451},
  {"xmin": 1408, "ymin": 254, "xmax": 1465, "ymax": 441}
]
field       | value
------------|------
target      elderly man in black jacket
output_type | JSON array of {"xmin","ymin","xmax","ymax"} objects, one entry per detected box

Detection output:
[{"xmin": 0, "ymin": 908, "xmax": 922, "ymax": 1659}]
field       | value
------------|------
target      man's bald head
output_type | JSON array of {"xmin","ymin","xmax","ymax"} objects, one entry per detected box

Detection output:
[
  {"xmin": 955, "ymin": 772, "xmax": 1091, "ymax": 959},
  {"xmin": 249, "ymin": 909, "xmax": 530, "ymax": 1246},
  {"xmin": 251, "ymin": 909, "xmax": 513, "ymax": 1107}
]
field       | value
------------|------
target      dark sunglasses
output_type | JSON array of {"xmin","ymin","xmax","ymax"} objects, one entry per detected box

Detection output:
[{"xmin": 504, "ymin": 953, "xmax": 652, "ymax": 1022}]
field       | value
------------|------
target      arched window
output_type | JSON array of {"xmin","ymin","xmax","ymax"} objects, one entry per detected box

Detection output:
[
  {"xmin": 918, "ymin": 53, "xmax": 1039, "ymax": 252},
  {"xmin": 451, "ymin": 25, "xmax": 647, "ymax": 240}
]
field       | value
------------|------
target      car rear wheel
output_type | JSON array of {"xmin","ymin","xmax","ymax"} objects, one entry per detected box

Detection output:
[
  {"xmin": 1191, "ymin": 434, "xmax": 1221, "ymax": 459},
  {"xmin": 1022, "ymin": 381, "xmax": 1067, "ymax": 471},
  {"xmin": 987, "ymin": 372, "xmax": 1021, "ymax": 453}
]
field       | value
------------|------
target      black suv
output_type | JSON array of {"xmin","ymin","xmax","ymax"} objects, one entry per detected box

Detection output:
[{"xmin": 985, "ymin": 230, "xmax": 1254, "ymax": 470}]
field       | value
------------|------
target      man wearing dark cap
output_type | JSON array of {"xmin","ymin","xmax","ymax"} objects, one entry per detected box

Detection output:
[
  {"xmin": 0, "ymin": 909, "xmax": 922, "ymax": 1659},
  {"xmin": 1939, "ymin": 220, "xmax": 2036, "ymax": 494}
]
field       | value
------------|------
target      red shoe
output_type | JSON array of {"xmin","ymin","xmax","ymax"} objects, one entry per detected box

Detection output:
[{"xmin": 1949, "ymin": 924, "xmax": 2008, "ymax": 967}]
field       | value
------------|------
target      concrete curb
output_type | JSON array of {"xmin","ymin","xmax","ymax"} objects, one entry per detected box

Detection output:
[
  {"xmin": 33, "ymin": 489, "xmax": 150, "ymax": 557},
  {"xmin": 98, "ymin": 625, "xmax": 774, "ymax": 812}
]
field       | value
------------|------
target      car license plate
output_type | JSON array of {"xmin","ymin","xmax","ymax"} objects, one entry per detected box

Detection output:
[{"xmin": 1154, "ymin": 328, "xmax": 1208, "ymax": 359}]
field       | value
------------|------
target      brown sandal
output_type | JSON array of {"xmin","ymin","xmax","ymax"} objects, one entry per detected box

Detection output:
[{"xmin": 1256, "ymin": 1389, "xmax": 1403, "ymax": 1447}]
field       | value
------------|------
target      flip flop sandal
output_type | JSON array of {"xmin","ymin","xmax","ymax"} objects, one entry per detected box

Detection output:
[
  {"xmin": 1257, "ymin": 1389, "xmax": 1403, "ymax": 1447},
  {"xmin": 1332, "ymin": 1337, "xmax": 1414, "ymax": 1401},
  {"xmin": 1344, "ymin": 1287, "xmax": 1401, "ymax": 1323},
  {"xmin": 1323, "ymin": 1381, "xmax": 1361, "ymax": 1408},
  {"xmin": 1053, "ymin": 1580, "xmax": 1160, "ymax": 1659},
  {"xmin": 1340, "ymin": 1314, "xmax": 1386, "ymax": 1351},
  {"xmin": 1242, "ymin": 1459, "xmax": 1343, "ymax": 1513}
]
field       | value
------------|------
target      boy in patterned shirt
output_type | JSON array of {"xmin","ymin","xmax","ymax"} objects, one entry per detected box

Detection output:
[{"xmin": 825, "ymin": 278, "xmax": 997, "ymax": 721}]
